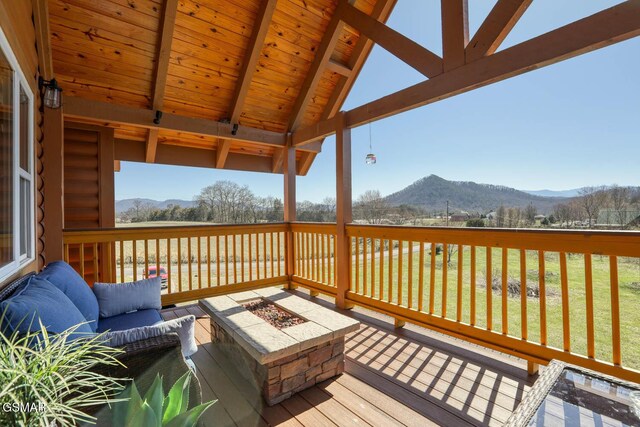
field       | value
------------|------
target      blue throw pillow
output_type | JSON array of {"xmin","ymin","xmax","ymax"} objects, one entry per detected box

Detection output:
[
  {"xmin": 93, "ymin": 277, "xmax": 162, "ymax": 318},
  {"xmin": 0, "ymin": 276, "xmax": 93, "ymax": 340},
  {"xmin": 37, "ymin": 261, "xmax": 100, "ymax": 332}
]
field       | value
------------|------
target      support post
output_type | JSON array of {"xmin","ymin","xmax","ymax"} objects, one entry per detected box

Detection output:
[
  {"xmin": 335, "ymin": 112, "xmax": 353, "ymax": 309},
  {"xmin": 42, "ymin": 107, "xmax": 64, "ymax": 262},
  {"xmin": 283, "ymin": 135, "xmax": 297, "ymax": 289},
  {"xmin": 527, "ymin": 360, "xmax": 540, "ymax": 376}
]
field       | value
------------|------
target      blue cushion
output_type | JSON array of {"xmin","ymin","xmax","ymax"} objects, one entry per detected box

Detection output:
[
  {"xmin": 0, "ymin": 276, "xmax": 93, "ymax": 340},
  {"xmin": 96, "ymin": 309, "xmax": 163, "ymax": 333},
  {"xmin": 93, "ymin": 277, "xmax": 162, "ymax": 319},
  {"xmin": 37, "ymin": 261, "xmax": 99, "ymax": 332}
]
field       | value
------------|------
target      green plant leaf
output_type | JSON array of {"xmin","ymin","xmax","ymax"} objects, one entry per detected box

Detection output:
[
  {"xmin": 112, "ymin": 382, "xmax": 134, "ymax": 426},
  {"xmin": 163, "ymin": 400, "xmax": 216, "ymax": 427},
  {"xmin": 144, "ymin": 374, "xmax": 165, "ymax": 419},
  {"xmin": 129, "ymin": 401, "xmax": 160, "ymax": 427},
  {"xmin": 124, "ymin": 381, "xmax": 144, "ymax": 425},
  {"xmin": 162, "ymin": 372, "xmax": 191, "ymax": 424}
]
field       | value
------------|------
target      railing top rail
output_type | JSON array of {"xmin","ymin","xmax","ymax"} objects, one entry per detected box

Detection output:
[{"xmin": 346, "ymin": 224, "xmax": 640, "ymax": 257}]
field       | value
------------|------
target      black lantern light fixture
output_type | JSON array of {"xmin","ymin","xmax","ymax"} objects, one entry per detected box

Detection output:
[{"xmin": 38, "ymin": 76, "xmax": 63, "ymax": 109}]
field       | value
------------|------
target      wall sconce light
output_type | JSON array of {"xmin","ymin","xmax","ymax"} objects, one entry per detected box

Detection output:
[
  {"xmin": 38, "ymin": 76, "xmax": 63, "ymax": 109},
  {"xmin": 231, "ymin": 123, "xmax": 238, "ymax": 136},
  {"xmin": 153, "ymin": 110, "xmax": 163, "ymax": 125}
]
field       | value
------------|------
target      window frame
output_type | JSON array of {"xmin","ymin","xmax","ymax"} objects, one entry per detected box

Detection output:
[{"xmin": 0, "ymin": 26, "xmax": 35, "ymax": 282}]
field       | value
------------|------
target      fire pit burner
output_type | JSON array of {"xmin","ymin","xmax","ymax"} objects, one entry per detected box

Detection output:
[{"xmin": 242, "ymin": 299, "xmax": 306, "ymax": 329}]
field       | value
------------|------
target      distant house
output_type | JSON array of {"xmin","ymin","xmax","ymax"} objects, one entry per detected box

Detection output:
[
  {"xmin": 450, "ymin": 211, "xmax": 471, "ymax": 222},
  {"xmin": 534, "ymin": 214, "xmax": 546, "ymax": 221},
  {"xmin": 597, "ymin": 209, "xmax": 640, "ymax": 227},
  {"xmin": 486, "ymin": 211, "xmax": 497, "ymax": 221}
]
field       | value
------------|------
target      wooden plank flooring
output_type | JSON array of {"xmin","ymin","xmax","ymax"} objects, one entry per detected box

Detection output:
[{"xmin": 162, "ymin": 290, "xmax": 535, "ymax": 426}]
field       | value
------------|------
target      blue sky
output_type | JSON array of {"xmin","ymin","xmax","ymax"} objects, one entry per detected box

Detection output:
[{"xmin": 116, "ymin": 0, "xmax": 639, "ymax": 202}]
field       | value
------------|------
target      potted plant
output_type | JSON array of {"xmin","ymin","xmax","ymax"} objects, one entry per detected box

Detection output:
[{"xmin": 0, "ymin": 321, "xmax": 126, "ymax": 426}]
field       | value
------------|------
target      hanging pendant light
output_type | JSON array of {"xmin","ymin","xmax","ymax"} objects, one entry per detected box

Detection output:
[{"xmin": 365, "ymin": 122, "xmax": 376, "ymax": 165}]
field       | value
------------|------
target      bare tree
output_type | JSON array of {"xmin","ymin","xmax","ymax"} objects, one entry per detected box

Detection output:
[
  {"xmin": 355, "ymin": 190, "xmax": 389, "ymax": 224},
  {"xmin": 495, "ymin": 205, "xmax": 506, "ymax": 228},
  {"xmin": 524, "ymin": 203, "xmax": 537, "ymax": 226},
  {"xmin": 578, "ymin": 186, "xmax": 607, "ymax": 228},
  {"xmin": 609, "ymin": 185, "xmax": 630, "ymax": 228},
  {"xmin": 554, "ymin": 203, "xmax": 573, "ymax": 228}
]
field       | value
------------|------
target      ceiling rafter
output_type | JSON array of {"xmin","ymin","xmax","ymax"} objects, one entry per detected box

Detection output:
[
  {"xmin": 441, "ymin": 0, "xmax": 469, "ymax": 71},
  {"xmin": 218, "ymin": 0, "xmax": 278, "ymax": 169},
  {"xmin": 341, "ymin": 2, "xmax": 443, "ymax": 78},
  {"xmin": 147, "ymin": 0, "xmax": 178, "ymax": 164},
  {"xmin": 294, "ymin": 1, "xmax": 640, "ymax": 145},
  {"xmin": 466, "ymin": 0, "xmax": 533, "ymax": 63}
]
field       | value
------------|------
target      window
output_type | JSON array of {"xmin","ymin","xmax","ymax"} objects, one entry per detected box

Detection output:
[{"xmin": 0, "ymin": 27, "xmax": 34, "ymax": 282}]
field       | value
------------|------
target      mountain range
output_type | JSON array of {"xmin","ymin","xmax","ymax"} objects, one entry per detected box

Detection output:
[
  {"xmin": 115, "ymin": 198, "xmax": 196, "ymax": 214},
  {"xmin": 384, "ymin": 175, "xmax": 568, "ymax": 213}
]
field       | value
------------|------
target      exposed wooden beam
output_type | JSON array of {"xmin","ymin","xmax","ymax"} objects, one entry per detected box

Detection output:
[
  {"xmin": 466, "ymin": 0, "xmax": 532, "ymax": 63},
  {"xmin": 293, "ymin": 116, "xmax": 337, "ymax": 146},
  {"xmin": 230, "ymin": 0, "xmax": 277, "ymax": 123},
  {"xmin": 294, "ymin": 1, "xmax": 640, "ymax": 145},
  {"xmin": 152, "ymin": 0, "xmax": 178, "ymax": 110},
  {"xmin": 63, "ymin": 97, "xmax": 300, "ymax": 148},
  {"xmin": 145, "ymin": 128, "xmax": 159, "ymax": 163},
  {"xmin": 441, "ymin": 0, "xmax": 469, "ymax": 71},
  {"xmin": 297, "ymin": 152, "xmax": 316, "ymax": 176},
  {"xmin": 341, "ymin": 2, "xmax": 443, "ymax": 78},
  {"xmin": 33, "ymin": 0, "xmax": 54, "ymax": 80},
  {"xmin": 321, "ymin": 0, "xmax": 397, "ymax": 121},
  {"xmin": 288, "ymin": 1, "xmax": 350, "ymax": 131},
  {"xmin": 327, "ymin": 59, "xmax": 352, "ymax": 77},
  {"xmin": 216, "ymin": 139, "xmax": 231, "ymax": 169},
  {"xmin": 272, "ymin": 148, "xmax": 285, "ymax": 173}
]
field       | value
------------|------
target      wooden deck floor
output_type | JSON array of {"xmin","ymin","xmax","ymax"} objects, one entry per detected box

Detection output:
[{"xmin": 162, "ymin": 290, "xmax": 536, "ymax": 427}]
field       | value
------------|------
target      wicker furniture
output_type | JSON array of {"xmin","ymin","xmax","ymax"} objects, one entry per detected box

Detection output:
[{"xmin": 505, "ymin": 360, "xmax": 640, "ymax": 426}]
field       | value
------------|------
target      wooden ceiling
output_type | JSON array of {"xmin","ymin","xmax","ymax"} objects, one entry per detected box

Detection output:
[{"xmin": 47, "ymin": 0, "xmax": 395, "ymax": 174}]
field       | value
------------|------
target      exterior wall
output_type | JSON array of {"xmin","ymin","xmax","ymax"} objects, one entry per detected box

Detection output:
[{"xmin": 0, "ymin": 0, "xmax": 44, "ymax": 286}]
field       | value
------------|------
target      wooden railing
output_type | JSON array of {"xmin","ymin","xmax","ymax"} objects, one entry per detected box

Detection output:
[
  {"xmin": 63, "ymin": 223, "xmax": 288, "ymax": 305},
  {"xmin": 290, "ymin": 223, "xmax": 337, "ymax": 294},
  {"xmin": 343, "ymin": 224, "xmax": 640, "ymax": 383}
]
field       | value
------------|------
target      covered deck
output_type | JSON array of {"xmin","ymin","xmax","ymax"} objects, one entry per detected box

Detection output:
[{"xmin": 163, "ymin": 294, "xmax": 534, "ymax": 427}]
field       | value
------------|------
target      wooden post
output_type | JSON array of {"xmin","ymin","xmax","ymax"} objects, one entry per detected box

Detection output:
[
  {"xmin": 42, "ymin": 107, "xmax": 64, "ymax": 262},
  {"xmin": 527, "ymin": 361, "xmax": 539, "ymax": 376},
  {"xmin": 335, "ymin": 112, "xmax": 353, "ymax": 309},
  {"xmin": 98, "ymin": 127, "xmax": 116, "ymax": 282},
  {"xmin": 283, "ymin": 135, "xmax": 297, "ymax": 290}
]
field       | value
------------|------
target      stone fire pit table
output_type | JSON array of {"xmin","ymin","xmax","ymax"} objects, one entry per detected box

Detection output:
[{"xmin": 199, "ymin": 287, "xmax": 360, "ymax": 405}]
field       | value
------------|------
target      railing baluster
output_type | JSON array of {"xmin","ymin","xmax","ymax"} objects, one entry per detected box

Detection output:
[
  {"xmin": 144, "ymin": 240, "xmax": 149, "ymax": 281},
  {"xmin": 363, "ymin": 237, "xmax": 368, "ymax": 296},
  {"xmin": 610, "ymin": 256, "xmax": 621, "ymax": 366},
  {"xmin": 502, "ymin": 247, "xmax": 508, "ymax": 335},
  {"xmin": 560, "ymin": 252, "xmax": 570, "ymax": 352},
  {"xmin": 520, "ymin": 249, "xmax": 527, "ymax": 341},
  {"xmin": 486, "ymin": 247, "xmax": 492, "ymax": 331},
  {"xmin": 241, "ymin": 234, "xmax": 245, "ymax": 283},
  {"xmin": 198, "ymin": 236, "xmax": 203, "ymax": 289},
  {"xmin": 539, "ymin": 250, "xmax": 547, "ymax": 346},
  {"xmin": 321, "ymin": 234, "xmax": 326, "ymax": 284},
  {"xmin": 442, "ymin": 243, "xmax": 448, "ymax": 317},
  {"xmin": 379, "ymin": 239, "xmax": 384, "ymax": 300},
  {"xmin": 470, "ymin": 246, "xmax": 476, "ymax": 326},
  {"xmin": 80, "ymin": 243, "xmax": 85, "ymax": 280},
  {"xmin": 64, "ymin": 244, "xmax": 69, "ymax": 263},
  {"xmin": 429, "ymin": 243, "xmax": 436, "ymax": 314},
  {"xmin": 456, "ymin": 244, "xmax": 463, "ymax": 322},
  {"xmin": 315, "ymin": 233, "xmax": 319, "ymax": 282},
  {"xmin": 306, "ymin": 233, "xmax": 310, "ymax": 279},
  {"xmin": 249, "ymin": 234, "xmax": 253, "ymax": 281},
  {"xmin": 418, "ymin": 242, "xmax": 425, "ymax": 311},
  {"xmin": 263, "ymin": 232, "xmax": 267, "ymax": 279},
  {"xmin": 388, "ymin": 240, "xmax": 394, "ymax": 303},
  {"xmin": 232, "ymin": 234, "xmax": 237, "ymax": 284},
  {"xmin": 119, "ymin": 240, "xmax": 124, "ymax": 283},
  {"xmin": 333, "ymin": 235, "xmax": 337, "ymax": 286},
  {"xmin": 408, "ymin": 241, "xmax": 413, "ymax": 310},
  {"xmin": 355, "ymin": 237, "xmax": 360, "ymax": 293},
  {"xmin": 585, "ymin": 254, "xmax": 594, "ymax": 358},
  {"xmin": 132, "ymin": 240, "xmax": 137, "ymax": 281},
  {"xmin": 272, "ymin": 233, "xmax": 276, "ymax": 279},
  {"xmin": 93, "ymin": 243, "xmax": 99, "ymax": 283},
  {"xmin": 187, "ymin": 237, "xmax": 193, "ymax": 291},
  {"xmin": 277, "ymin": 232, "xmax": 281, "ymax": 277},
  {"xmin": 371, "ymin": 238, "xmax": 376, "ymax": 299},
  {"xmin": 167, "ymin": 238, "xmax": 172, "ymax": 294},
  {"xmin": 224, "ymin": 235, "xmax": 230, "ymax": 284},
  {"xmin": 207, "ymin": 236, "xmax": 211, "ymax": 287},
  {"xmin": 156, "ymin": 239, "xmax": 160, "ymax": 285},
  {"xmin": 216, "ymin": 235, "xmax": 221, "ymax": 286},
  {"xmin": 177, "ymin": 238, "xmax": 182, "ymax": 291},
  {"xmin": 398, "ymin": 241, "xmax": 403, "ymax": 306}
]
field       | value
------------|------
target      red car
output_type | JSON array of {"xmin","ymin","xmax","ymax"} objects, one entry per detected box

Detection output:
[{"xmin": 145, "ymin": 266, "xmax": 168, "ymax": 289}]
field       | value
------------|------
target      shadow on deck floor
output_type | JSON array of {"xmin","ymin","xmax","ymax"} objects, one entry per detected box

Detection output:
[{"xmin": 162, "ymin": 289, "xmax": 536, "ymax": 426}]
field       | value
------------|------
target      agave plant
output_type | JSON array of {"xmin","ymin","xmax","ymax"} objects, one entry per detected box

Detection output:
[
  {"xmin": 0, "ymin": 320, "xmax": 126, "ymax": 426},
  {"xmin": 112, "ymin": 372, "xmax": 215, "ymax": 427}
]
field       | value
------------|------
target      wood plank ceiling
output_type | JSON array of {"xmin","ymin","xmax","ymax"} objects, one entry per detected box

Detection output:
[{"xmin": 48, "ymin": 0, "xmax": 388, "ymax": 174}]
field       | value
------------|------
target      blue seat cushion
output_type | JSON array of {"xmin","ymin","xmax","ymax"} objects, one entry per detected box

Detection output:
[
  {"xmin": 0, "ymin": 276, "xmax": 93, "ymax": 340},
  {"xmin": 37, "ymin": 261, "xmax": 99, "ymax": 332},
  {"xmin": 96, "ymin": 309, "xmax": 163, "ymax": 333}
]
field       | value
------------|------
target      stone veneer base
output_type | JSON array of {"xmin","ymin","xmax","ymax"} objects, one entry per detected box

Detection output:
[{"xmin": 211, "ymin": 320, "xmax": 345, "ymax": 406}]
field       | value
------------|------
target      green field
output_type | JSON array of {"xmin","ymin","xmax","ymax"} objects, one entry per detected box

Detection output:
[{"xmin": 351, "ymin": 244, "xmax": 640, "ymax": 370}]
